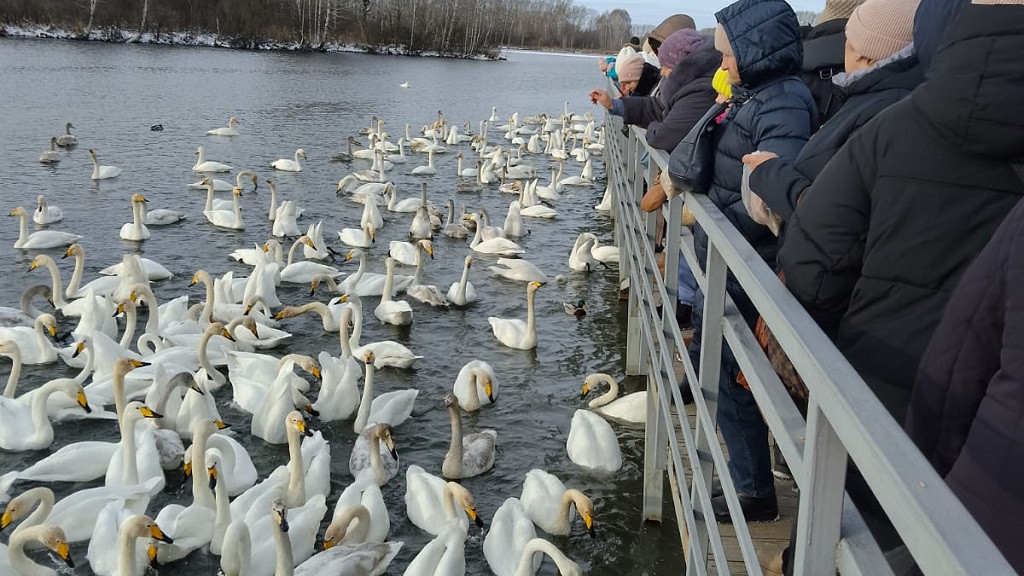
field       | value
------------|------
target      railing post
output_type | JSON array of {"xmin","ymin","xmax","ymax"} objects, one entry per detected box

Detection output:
[
  {"xmin": 687, "ymin": 241, "xmax": 728, "ymax": 574},
  {"xmin": 622, "ymin": 131, "xmax": 643, "ymax": 376},
  {"xmin": 642, "ymin": 354, "xmax": 668, "ymax": 522},
  {"xmin": 793, "ymin": 401, "xmax": 847, "ymax": 576}
]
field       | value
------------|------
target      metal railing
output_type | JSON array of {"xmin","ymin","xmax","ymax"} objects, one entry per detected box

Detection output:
[{"xmin": 603, "ymin": 113, "xmax": 1015, "ymax": 575}]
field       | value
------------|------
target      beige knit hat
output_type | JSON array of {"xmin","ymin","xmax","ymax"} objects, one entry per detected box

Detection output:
[
  {"xmin": 816, "ymin": 0, "xmax": 864, "ymax": 24},
  {"xmin": 845, "ymin": 0, "xmax": 921, "ymax": 61},
  {"xmin": 616, "ymin": 54, "xmax": 645, "ymax": 82}
]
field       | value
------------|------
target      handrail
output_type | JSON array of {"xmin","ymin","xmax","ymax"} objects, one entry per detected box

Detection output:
[{"xmin": 603, "ymin": 111, "xmax": 1014, "ymax": 575}]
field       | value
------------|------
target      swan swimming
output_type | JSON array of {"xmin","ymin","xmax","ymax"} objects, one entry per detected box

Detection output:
[
  {"xmin": 272, "ymin": 148, "xmax": 306, "ymax": 172},
  {"xmin": 207, "ymin": 116, "xmax": 240, "ymax": 136},
  {"xmin": 9, "ymin": 207, "xmax": 81, "ymax": 250},
  {"xmin": 193, "ymin": 146, "xmax": 232, "ymax": 172}
]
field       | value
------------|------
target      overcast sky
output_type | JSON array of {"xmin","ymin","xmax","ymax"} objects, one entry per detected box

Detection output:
[{"xmin": 581, "ymin": 1, "xmax": 827, "ymax": 28}]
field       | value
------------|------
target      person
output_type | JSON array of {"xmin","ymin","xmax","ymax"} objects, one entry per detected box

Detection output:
[
  {"xmin": 774, "ymin": 0, "xmax": 1024, "ymax": 567},
  {"xmin": 801, "ymin": 0, "xmax": 863, "ymax": 124},
  {"xmin": 742, "ymin": 0, "xmax": 922, "ymax": 225},
  {"xmin": 673, "ymin": 0, "xmax": 817, "ymax": 524},
  {"xmin": 906, "ymin": 176, "xmax": 1024, "ymax": 574},
  {"xmin": 627, "ymin": 35, "xmax": 642, "ymax": 51},
  {"xmin": 644, "ymin": 13, "xmax": 697, "ymax": 64}
]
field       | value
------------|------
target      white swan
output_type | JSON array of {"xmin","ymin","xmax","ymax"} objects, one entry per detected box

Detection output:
[
  {"xmin": 406, "ymin": 241, "xmax": 449, "ymax": 307},
  {"xmin": 5, "ymin": 524, "xmax": 74, "ymax": 576},
  {"xmin": 313, "ymin": 308, "xmax": 361, "ymax": 421},
  {"xmin": 447, "ymin": 254, "xmax": 478, "ymax": 306},
  {"xmin": 411, "ymin": 148, "xmax": 436, "ymax": 175},
  {"xmin": 0, "ymin": 380, "xmax": 87, "ymax": 451},
  {"xmin": 268, "ymin": 498, "xmax": 390, "ymax": 576},
  {"xmin": 312, "ymin": 504, "xmax": 402, "ymax": 575},
  {"xmin": 87, "ymin": 512, "xmax": 173, "ymax": 576},
  {"xmin": 374, "ymin": 257, "xmax": 413, "ymax": 325},
  {"xmin": 465, "ymin": 213, "xmax": 524, "ymax": 257},
  {"xmin": 207, "ymin": 116, "xmax": 240, "ymax": 136},
  {"xmin": 410, "ymin": 205, "xmax": 433, "ymax": 240},
  {"xmin": 568, "ymin": 234, "xmax": 600, "ymax": 272},
  {"xmin": 8, "ymin": 207, "xmax": 81, "ymax": 249},
  {"xmin": 32, "ymin": 194, "xmax": 62, "ymax": 224},
  {"xmin": 349, "ymin": 423, "xmax": 400, "ymax": 486},
  {"xmin": 452, "ymin": 359, "xmax": 497, "ymax": 411},
  {"xmin": 441, "ymin": 393, "xmax": 496, "ymax": 479},
  {"xmin": 326, "ymin": 471, "xmax": 390, "ymax": 544},
  {"xmin": 119, "ymin": 194, "xmax": 151, "ymax": 241},
  {"xmin": 104, "ymin": 401, "xmax": 167, "ymax": 491},
  {"xmin": 338, "ymin": 249, "xmax": 412, "ymax": 297},
  {"xmin": 443, "ymin": 199, "xmax": 469, "ymax": 238},
  {"xmin": 484, "ymin": 498, "xmax": 539, "ymax": 576},
  {"xmin": 512, "ymin": 538, "xmax": 583, "ymax": 576},
  {"xmin": 204, "ymin": 186, "xmax": 244, "ymax": 230},
  {"xmin": 250, "ymin": 354, "xmax": 322, "ymax": 444},
  {"xmin": 351, "ymin": 351, "xmax": 418, "ymax": 433},
  {"xmin": 190, "ymin": 169, "xmax": 258, "ymax": 192},
  {"xmin": 89, "ymin": 149, "xmax": 121, "ymax": 179},
  {"xmin": 56, "ymin": 122, "xmax": 77, "ymax": 147},
  {"xmin": 583, "ymin": 372, "xmax": 645, "ymax": 424},
  {"xmin": 339, "ymin": 222, "xmax": 376, "ymax": 248},
  {"xmin": 389, "ymin": 238, "xmax": 428, "ymax": 266},
  {"xmin": 404, "ymin": 465, "xmax": 484, "ymax": 536},
  {"xmin": 272, "ymin": 148, "xmax": 306, "ymax": 172},
  {"xmin": 504, "ymin": 201, "xmax": 527, "ymax": 237},
  {"xmin": 519, "ymin": 469, "xmax": 596, "ymax": 536},
  {"xmin": 567, "ymin": 409, "xmax": 622, "ymax": 472},
  {"xmin": 273, "ymin": 200, "xmax": 301, "ymax": 237},
  {"xmin": 488, "ymin": 281, "xmax": 543, "ymax": 350},
  {"xmin": 341, "ymin": 295, "xmax": 422, "ymax": 369},
  {"xmin": 384, "ymin": 184, "xmax": 420, "ymax": 213},
  {"xmin": 193, "ymin": 145, "xmax": 232, "ymax": 172},
  {"xmin": 402, "ymin": 520, "xmax": 468, "ymax": 576},
  {"xmin": 275, "ymin": 300, "xmax": 341, "ymax": 332},
  {"xmin": 0, "ymin": 285, "xmax": 50, "ymax": 329},
  {"xmin": 138, "ymin": 194, "xmax": 185, "ymax": 226},
  {"xmin": 0, "ymin": 313, "xmax": 57, "ymax": 365},
  {"xmin": 584, "ymin": 232, "xmax": 620, "ymax": 264},
  {"xmin": 488, "ymin": 257, "xmax": 548, "ymax": 283}
]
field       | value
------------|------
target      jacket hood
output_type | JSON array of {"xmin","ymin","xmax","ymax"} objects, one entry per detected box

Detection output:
[
  {"xmin": 832, "ymin": 43, "xmax": 922, "ymax": 96},
  {"xmin": 716, "ymin": 0, "xmax": 803, "ymax": 89},
  {"xmin": 660, "ymin": 38, "xmax": 722, "ymax": 102},
  {"xmin": 911, "ymin": 4, "xmax": 1024, "ymax": 160}
]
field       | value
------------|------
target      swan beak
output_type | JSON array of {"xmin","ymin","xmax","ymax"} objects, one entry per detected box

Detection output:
[
  {"xmin": 467, "ymin": 507, "xmax": 484, "ymax": 528},
  {"xmin": 280, "ymin": 518, "xmax": 290, "ymax": 533},
  {"xmin": 303, "ymin": 405, "xmax": 320, "ymax": 419},
  {"xmin": 296, "ymin": 419, "xmax": 313, "ymax": 437},
  {"xmin": 345, "ymin": 252, "xmax": 354, "ymax": 261},
  {"xmin": 484, "ymin": 382, "xmax": 494, "ymax": 402},
  {"xmin": 304, "ymin": 238, "xmax": 316, "ymax": 249},
  {"xmin": 48, "ymin": 324, "xmax": 57, "ymax": 337},
  {"xmin": 28, "ymin": 260, "xmax": 39, "ymax": 271},
  {"xmin": 275, "ymin": 311, "xmax": 285, "ymax": 320},
  {"xmin": 189, "ymin": 379, "xmax": 206, "ymax": 395},
  {"xmin": 113, "ymin": 304, "xmax": 125, "ymax": 317},
  {"xmin": 57, "ymin": 541, "xmax": 73, "ymax": 567},
  {"xmin": 583, "ymin": 513, "xmax": 595, "ymax": 538},
  {"xmin": 370, "ymin": 231, "xmax": 376, "ymax": 243},
  {"xmin": 130, "ymin": 359, "xmax": 149, "ymax": 368},
  {"xmin": 77, "ymin": 391, "xmax": 91, "ymax": 413},
  {"xmin": 215, "ymin": 420, "xmax": 230, "ymax": 429},
  {"xmin": 140, "ymin": 406, "xmax": 164, "ymax": 419},
  {"xmin": 62, "ymin": 247, "xmax": 73, "ymax": 259},
  {"xmin": 244, "ymin": 303, "xmax": 253, "ymax": 315},
  {"xmin": 1, "ymin": 512, "xmax": 12, "ymax": 530},
  {"xmin": 150, "ymin": 524, "xmax": 173, "ymax": 544},
  {"xmin": 183, "ymin": 461, "xmax": 192, "ymax": 477},
  {"xmin": 581, "ymin": 383, "xmax": 590, "ymax": 399},
  {"xmin": 250, "ymin": 324, "xmax": 260, "ymax": 337},
  {"xmin": 221, "ymin": 328, "xmax": 236, "ymax": 342},
  {"xmin": 208, "ymin": 465, "xmax": 218, "ymax": 490},
  {"xmin": 147, "ymin": 544, "xmax": 159, "ymax": 567},
  {"xmin": 322, "ymin": 537, "xmax": 336, "ymax": 550},
  {"xmin": 72, "ymin": 341, "xmax": 86, "ymax": 358},
  {"xmin": 311, "ymin": 366, "xmax": 322, "ymax": 381}
]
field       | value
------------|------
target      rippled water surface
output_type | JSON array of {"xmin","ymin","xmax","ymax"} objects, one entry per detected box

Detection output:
[{"xmin": 0, "ymin": 39, "xmax": 683, "ymax": 575}]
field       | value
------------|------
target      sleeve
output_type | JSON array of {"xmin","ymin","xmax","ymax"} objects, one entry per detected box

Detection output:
[
  {"xmin": 646, "ymin": 88, "xmax": 716, "ymax": 153},
  {"xmin": 776, "ymin": 127, "xmax": 875, "ymax": 338},
  {"xmin": 748, "ymin": 156, "xmax": 812, "ymax": 221},
  {"xmin": 610, "ymin": 99, "xmax": 625, "ymax": 117},
  {"xmin": 750, "ymin": 92, "xmax": 815, "ymax": 161},
  {"xmin": 619, "ymin": 95, "xmax": 665, "ymax": 129}
]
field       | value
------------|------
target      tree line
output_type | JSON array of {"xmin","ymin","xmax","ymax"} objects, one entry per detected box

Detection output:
[{"xmin": 0, "ymin": 0, "xmax": 642, "ymax": 57}]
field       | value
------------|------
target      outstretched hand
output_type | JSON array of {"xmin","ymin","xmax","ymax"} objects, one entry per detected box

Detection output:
[{"xmin": 589, "ymin": 89, "xmax": 613, "ymax": 110}]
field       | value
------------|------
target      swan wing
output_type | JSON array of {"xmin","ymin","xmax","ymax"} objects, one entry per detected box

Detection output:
[
  {"xmin": 567, "ymin": 409, "xmax": 622, "ymax": 472},
  {"xmin": 404, "ymin": 464, "xmax": 446, "ymax": 535},
  {"xmin": 369, "ymin": 389, "xmax": 418, "ymax": 428},
  {"xmin": 484, "ymin": 498, "xmax": 538, "ymax": 576}
]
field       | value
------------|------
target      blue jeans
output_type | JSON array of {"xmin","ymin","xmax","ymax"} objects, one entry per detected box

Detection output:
[{"xmin": 677, "ymin": 255, "xmax": 696, "ymax": 306}]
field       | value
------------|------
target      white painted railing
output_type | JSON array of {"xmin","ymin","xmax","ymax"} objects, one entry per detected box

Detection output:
[{"xmin": 602, "ymin": 112, "xmax": 1014, "ymax": 575}]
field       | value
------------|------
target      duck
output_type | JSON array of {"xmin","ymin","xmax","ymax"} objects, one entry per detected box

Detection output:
[
  {"xmin": 351, "ymin": 351, "xmax": 418, "ymax": 433},
  {"xmin": 519, "ymin": 469, "xmax": 596, "ymax": 536},
  {"xmin": 451, "ymin": 360, "xmax": 497, "ymax": 411},
  {"xmin": 207, "ymin": 116, "xmax": 240, "ymax": 136},
  {"xmin": 405, "ymin": 241, "xmax": 449, "ymax": 308},
  {"xmin": 488, "ymin": 257, "xmax": 549, "ymax": 283},
  {"xmin": 483, "ymin": 498, "xmax": 538, "ymax": 576},
  {"xmin": 119, "ymin": 194, "xmax": 151, "ymax": 241},
  {"xmin": 5, "ymin": 524, "xmax": 75, "ymax": 576},
  {"xmin": 204, "ymin": 186, "xmax": 245, "ymax": 230},
  {"xmin": 447, "ymin": 254, "xmax": 478, "ymax": 306},
  {"xmin": 563, "ymin": 299, "xmax": 587, "ymax": 317},
  {"xmin": 488, "ymin": 281, "xmax": 543, "ymax": 350},
  {"xmin": 38, "ymin": 137, "xmax": 60, "ymax": 164},
  {"xmin": 404, "ymin": 465, "xmax": 485, "ymax": 536},
  {"xmin": 56, "ymin": 122, "xmax": 77, "ymax": 147},
  {"xmin": 441, "ymin": 394, "xmax": 496, "ymax": 479},
  {"xmin": 464, "ymin": 213, "xmax": 524, "ymax": 257},
  {"xmin": 8, "ymin": 207, "xmax": 81, "ymax": 249},
  {"xmin": 32, "ymin": 195, "xmax": 63, "ymax": 225},
  {"xmin": 349, "ymin": 422, "xmax": 400, "ymax": 486},
  {"xmin": 374, "ymin": 257, "xmax": 414, "ymax": 325},
  {"xmin": 193, "ymin": 146, "xmax": 232, "ymax": 172},
  {"xmin": 313, "ymin": 504, "xmax": 402, "ymax": 575},
  {"xmin": 566, "ymin": 408, "xmax": 622, "ymax": 472},
  {"xmin": 272, "ymin": 148, "xmax": 306, "ymax": 172}
]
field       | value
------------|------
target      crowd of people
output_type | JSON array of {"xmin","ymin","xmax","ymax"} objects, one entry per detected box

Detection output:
[{"xmin": 589, "ymin": 0, "xmax": 1024, "ymax": 574}]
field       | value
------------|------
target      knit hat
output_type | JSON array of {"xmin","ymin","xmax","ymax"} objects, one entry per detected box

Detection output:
[
  {"xmin": 657, "ymin": 28, "xmax": 705, "ymax": 70},
  {"xmin": 712, "ymin": 68, "xmax": 734, "ymax": 99},
  {"xmin": 648, "ymin": 14, "xmax": 697, "ymax": 46},
  {"xmin": 714, "ymin": 24, "xmax": 733, "ymax": 56},
  {"xmin": 845, "ymin": 0, "xmax": 920, "ymax": 61},
  {"xmin": 816, "ymin": 0, "xmax": 863, "ymax": 24},
  {"xmin": 616, "ymin": 54, "xmax": 645, "ymax": 82}
]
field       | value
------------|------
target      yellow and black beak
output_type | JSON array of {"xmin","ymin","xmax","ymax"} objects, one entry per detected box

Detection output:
[
  {"xmin": 183, "ymin": 461, "xmax": 192, "ymax": 477},
  {"xmin": 147, "ymin": 543, "xmax": 159, "ymax": 567},
  {"xmin": 150, "ymin": 524, "xmax": 173, "ymax": 544},
  {"xmin": 581, "ymin": 383, "xmax": 590, "ymax": 399},
  {"xmin": 1, "ymin": 511, "xmax": 12, "ymax": 531},
  {"xmin": 321, "ymin": 537, "xmax": 336, "ymax": 550},
  {"xmin": 28, "ymin": 260, "xmax": 38, "ymax": 271},
  {"xmin": 48, "ymin": 324, "xmax": 57, "ymax": 337},
  {"xmin": 215, "ymin": 420, "xmax": 230, "ymax": 430},
  {"xmin": 467, "ymin": 507, "xmax": 485, "ymax": 528},
  {"xmin": 311, "ymin": 365, "xmax": 322, "ymax": 382},
  {"xmin": 77, "ymin": 390, "xmax": 91, "ymax": 414},
  {"xmin": 296, "ymin": 418, "xmax": 313, "ymax": 438},
  {"xmin": 57, "ymin": 540, "xmax": 73, "ymax": 568},
  {"xmin": 71, "ymin": 341, "xmax": 86, "ymax": 358},
  {"xmin": 221, "ymin": 328, "xmax": 236, "ymax": 342},
  {"xmin": 484, "ymin": 382, "xmax": 494, "ymax": 403},
  {"xmin": 140, "ymin": 406, "xmax": 164, "ymax": 419},
  {"xmin": 583, "ymin": 513, "xmax": 595, "ymax": 538},
  {"xmin": 208, "ymin": 465, "xmax": 218, "ymax": 490},
  {"xmin": 130, "ymin": 359, "xmax": 148, "ymax": 368},
  {"xmin": 62, "ymin": 247, "xmax": 74, "ymax": 259}
]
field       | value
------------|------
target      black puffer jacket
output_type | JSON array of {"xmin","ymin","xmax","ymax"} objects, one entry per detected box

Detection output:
[
  {"xmin": 696, "ymin": 0, "xmax": 816, "ymax": 269},
  {"xmin": 777, "ymin": 3, "xmax": 1024, "ymax": 422},
  {"xmin": 749, "ymin": 45, "xmax": 923, "ymax": 221},
  {"xmin": 619, "ymin": 41, "xmax": 720, "ymax": 152}
]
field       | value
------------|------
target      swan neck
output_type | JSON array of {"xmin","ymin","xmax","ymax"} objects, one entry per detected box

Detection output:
[
  {"xmin": 191, "ymin": 427, "xmax": 214, "ymax": 507},
  {"xmin": 354, "ymin": 362, "xmax": 374, "ymax": 432},
  {"xmin": 526, "ymin": 286, "xmax": 537, "ymax": 336},
  {"xmin": 286, "ymin": 426, "xmax": 306, "ymax": 507},
  {"xmin": 232, "ymin": 190, "xmax": 242, "ymax": 225},
  {"xmin": 367, "ymin": 432, "xmax": 384, "ymax": 483},
  {"xmin": 3, "ymin": 349, "xmax": 22, "ymax": 398},
  {"xmin": 66, "ymin": 251, "xmax": 84, "ymax": 299},
  {"xmin": 272, "ymin": 512, "xmax": 295, "ymax": 576},
  {"xmin": 348, "ymin": 300, "xmax": 362, "ymax": 347},
  {"xmin": 20, "ymin": 488, "xmax": 55, "ymax": 533},
  {"xmin": 9, "ymin": 527, "xmax": 54, "ymax": 576},
  {"xmin": 338, "ymin": 313, "xmax": 353, "ymax": 357},
  {"xmin": 268, "ymin": 184, "xmax": 277, "ymax": 220},
  {"xmin": 204, "ymin": 183, "xmax": 215, "ymax": 212},
  {"xmin": 16, "ymin": 211, "xmax": 28, "ymax": 247},
  {"xmin": 42, "ymin": 260, "xmax": 67, "ymax": 308},
  {"xmin": 446, "ymin": 404, "xmax": 463, "ymax": 473},
  {"xmin": 381, "ymin": 262, "xmax": 395, "ymax": 303},
  {"xmin": 119, "ymin": 414, "xmax": 140, "ymax": 485},
  {"xmin": 591, "ymin": 375, "xmax": 619, "ymax": 409},
  {"xmin": 286, "ymin": 238, "xmax": 303, "ymax": 267},
  {"xmin": 119, "ymin": 302, "xmax": 137, "ymax": 349},
  {"xmin": 442, "ymin": 483, "xmax": 459, "ymax": 521},
  {"xmin": 212, "ymin": 466, "xmax": 232, "ymax": 551},
  {"xmin": 200, "ymin": 275, "xmax": 215, "ymax": 327},
  {"xmin": 141, "ymin": 291, "xmax": 160, "ymax": 336},
  {"xmin": 198, "ymin": 327, "xmax": 218, "ymax": 379},
  {"xmin": 457, "ymin": 261, "xmax": 470, "ymax": 299}
]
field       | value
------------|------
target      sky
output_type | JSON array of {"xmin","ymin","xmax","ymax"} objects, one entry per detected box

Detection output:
[{"xmin": 581, "ymin": 1, "xmax": 827, "ymax": 28}]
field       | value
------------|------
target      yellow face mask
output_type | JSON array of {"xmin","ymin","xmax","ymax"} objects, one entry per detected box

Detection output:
[{"xmin": 712, "ymin": 68, "xmax": 733, "ymax": 100}]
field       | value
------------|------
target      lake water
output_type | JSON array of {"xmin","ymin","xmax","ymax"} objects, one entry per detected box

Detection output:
[{"xmin": 0, "ymin": 39, "xmax": 683, "ymax": 575}]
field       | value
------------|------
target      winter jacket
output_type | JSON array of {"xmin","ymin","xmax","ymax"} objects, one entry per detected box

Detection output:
[
  {"xmin": 634, "ymin": 63, "xmax": 661, "ymax": 97},
  {"xmin": 800, "ymin": 17, "xmax": 847, "ymax": 125},
  {"xmin": 906, "ymin": 186, "xmax": 1024, "ymax": 573},
  {"xmin": 777, "ymin": 3, "xmax": 1024, "ymax": 423},
  {"xmin": 913, "ymin": 0, "xmax": 968, "ymax": 72},
  {"xmin": 749, "ymin": 45, "xmax": 922, "ymax": 221},
  {"xmin": 618, "ymin": 40, "xmax": 720, "ymax": 152}
]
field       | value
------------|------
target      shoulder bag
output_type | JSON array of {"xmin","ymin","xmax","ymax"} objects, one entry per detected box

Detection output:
[{"xmin": 666, "ymin": 101, "xmax": 727, "ymax": 195}]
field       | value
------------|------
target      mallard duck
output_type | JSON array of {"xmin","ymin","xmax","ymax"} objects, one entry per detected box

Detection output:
[{"xmin": 563, "ymin": 299, "xmax": 587, "ymax": 317}]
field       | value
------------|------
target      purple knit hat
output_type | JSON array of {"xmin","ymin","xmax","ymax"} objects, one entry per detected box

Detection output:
[{"xmin": 658, "ymin": 28, "xmax": 705, "ymax": 70}]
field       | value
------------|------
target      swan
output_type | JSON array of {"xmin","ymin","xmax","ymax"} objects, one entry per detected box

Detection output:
[
  {"xmin": 226, "ymin": 351, "xmax": 318, "ymax": 414},
  {"xmin": 272, "ymin": 200, "xmax": 301, "ymax": 237},
  {"xmin": 207, "ymin": 116, "xmax": 240, "ymax": 136},
  {"xmin": 447, "ymin": 254, "xmax": 478, "ymax": 306},
  {"xmin": 404, "ymin": 465, "xmax": 485, "ymax": 536},
  {"xmin": 388, "ymin": 137, "xmax": 409, "ymax": 164},
  {"xmin": 327, "ymin": 470, "xmax": 390, "ymax": 544},
  {"xmin": 567, "ymin": 408, "xmax": 622, "ymax": 472},
  {"xmin": 351, "ymin": 351, "xmax": 418, "ymax": 433},
  {"xmin": 568, "ymin": 234, "xmax": 600, "ymax": 272},
  {"xmin": 8, "ymin": 207, "xmax": 81, "ymax": 249},
  {"xmin": 442, "ymin": 199, "xmax": 469, "ymax": 238},
  {"xmin": 150, "ymin": 428, "xmax": 221, "ymax": 563},
  {"xmin": 512, "ymin": 538, "xmax": 583, "ymax": 576},
  {"xmin": 389, "ymin": 238, "xmax": 429, "ymax": 266},
  {"xmin": 442, "ymin": 394, "xmax": 496, "ymax": 479},
  {"xmin": 119, "ymin": 194, "xmax": 151, "ymax": 241},
  {"xmin": 302, "ymin": 220, "xmax": 331, "ymax": 260},
  {"xmin": 87, "ymin": 512, "xmax": 173, "ymax": 576},
  {"xmin": 534, "ymin": 167, "xmax": 562, "ymax": 201},
  {"xmin": 313, "ymin": 504, "xmax": 402, "ymax": 575},
  {"xmin": 488, "ymin": 257, "xmax": 548, "ymax": 283},
  {"xmin": 250, "ymin": 354, "xmax": 323, "ymax": 444},
  {"xmin": 410, "ymin": 205, "xmax": 433, "ymax": 240},
  {"xmin": 6, "ymin": 524, "xmax": 74, "ymax": 576},
  {"xmin": 204, "ymin": 186, "xmax": 244, "ymax": 230},
  {"xmin": 353, "ymin": 151, "xmax": 387, "ymax": 182},
  {"xmin": 330, "ymin": 136, "xmax": 358, "ymax": 163},
  {"xmin": 32, "ymin": 195, "xmax": 62, "ymax": 225},
  {"xmin": 374, "ymin": 257, "xmax": 413, "ymax": 325},
  {"xmin": 190, "ymin": 169, "xmax": 258, "ymax": 192},
  {"xmin": 583, "ymin": 372, "xmax": 646, "ymax": 424},
  {"xmin": 360, "ymin": 194, "xmax": 384, "ymax": 231},
  {"xmin": 349, "ymin": 423, "xmax": 400, "ymax": 486},
  {"xmin": 193, "ymin": 146, "xmax": 232, "ymax": 172},
  {"xmin": 402, "ymin": 520, "xmax": 468, "ymax": 576},
  {"xmin": 280, "ymin": 236, "xmax": 341, "ymax": 283},
  {"xmin": 138, "ymin": 195, "xmax": 185, "ymax": 226},
  {"xmin": 275, "ymin": 300, "xmax": 341, "ymax": 332},
  {"xmin": 484, "ymin": 498, "xmax": 539, "ymax": 576},
  {"xmin": 0, "ymin": 313, "xmax": 57, "ymax": 365},
  {"xmin": 586, "ymin": 233, "xmax": 620, "ymax": 264},
  {"xmin": 556, "ymin": 160, "xmax": 592, "ymax": 187},
  {"xmin": 89, "ymin": 149, "xmax": 121, "ymax": 179},
  {"xmin": 488, "ymin": 281, "xmax": 543, "ymax": 350},
  {"xmin": 0, "ymin": 285, "xmax": 51, "ymax": 329},
  {"xmin": 104, "ymin": 401, "xmax": 167, "ymax": 491},
  {"xmin": 224, "ymin": 494, "xmax": 327, "ymax": 576},
  {"xmin": 38, "ymin": 137, "xmax": 60, "ymax": 164},
  {"xmin": 465, "ymin": 213, "xmax": 524, "ymax": 256},
  {"xmin": 55, "ymin": 121, "xmax": 77, "ymax": 147},
  {"xmin": 269, "ymin": 498, "xmax": 392, "ymax": 576},
  {"xmin": 384, "ymin": 184, "xmax": 421, "ymax": 213},
  {"xmin": 0, "ymin": 377, "xmax": 89, "ymax": 451},
  {"xmin": 339, "ymin": 222, "xmax": 376, "ymax": 248},
  {"xmin": 313, "ymin": 307, "xmax": 360, "ymax": 421},
  {"xmin": 452, "ymin": 360, "xmax": 497, "ymax": 411},
  {"xmin": 520, "ymin": 469, "xmax": 596, "ymax": 536},
  {"xmin": 340, "ymin": 295, "xmax": 422, "ymax": 369},
  {"xmin": 406, "ymin": 241, "xmax": 449, "ymax": 307},
  {"xmin": 412, "ymin": 148, "xmax": 436, "ymax": 175},
  {"xmin": 504, "ymin": 201, "xmax": 527, "ymax": 237},
  {"xmin": 456, "ymin": 152, "xmax": 478, "ymax": 178},
  {"xmin": 0, "ymin": 341, "xmax": 24, "ymax": 398},
  {"xmin": 338, "ymin": 249, "xmax": 412, "ymax": 297}
]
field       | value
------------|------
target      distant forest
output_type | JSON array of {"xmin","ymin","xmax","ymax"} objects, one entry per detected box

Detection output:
[{"xmin": 0, "ymin": 0, "xmax": 649, "ymax": 57}]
